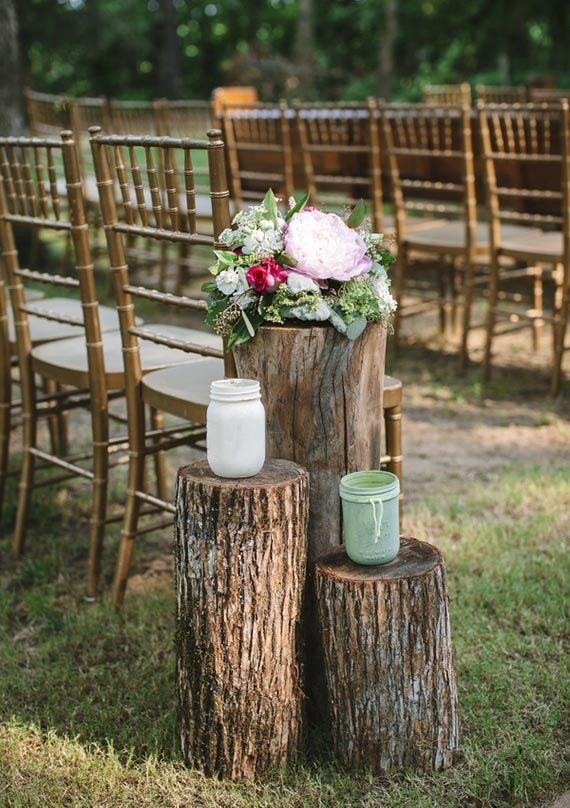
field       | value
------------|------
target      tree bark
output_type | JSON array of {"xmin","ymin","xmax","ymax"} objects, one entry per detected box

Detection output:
[
  {"xmin": 315, "ymin": 537, "xmax": 460, "ymax": 774},
  {"xmin": 295, "ymin": 0, "xmax": 316, "ymax": 96},
  {"xmin": 155, "ymin": 0, "xmax": 181, "ymax": 99},
  {"xmin": 233, "ymin": 323, "xmax": 386, "ymax": 563},
  {"xmin": 0, "ymin": 0, "xmax": 24, "ymax": 135},
  {"xmin": 175, "ymin": 459, "xmax": 309, "ymax": 780},
  {"xmin": 377, "ymin": 0, "xmax": 397, "ymax": 100}
]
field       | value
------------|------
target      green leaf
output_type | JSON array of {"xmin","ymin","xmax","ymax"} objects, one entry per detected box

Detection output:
[
  {"xmin": 241, "ymin": 309, "xmax": 255, "ymax": 337},
  {"xmin": 201, "ymin": 281, "xmax": 217, "ymax": 293},
  {"xmin": 346, "ymin": 315, "xmax": 368, "ymax": 340},
  {"xmin": 328, "ymin": 307, "xmax": 348, "ymax": 335},
  {"xmin": 285, "ymin": 191, "xmax": 310, "ymax": 222},
  {"xmin": 213, "ymin": 250, "xmax": 237, "ymax": 266},
  {"xmin": 280, "ymin": 252, "xmax": 298, "ymax": 267},
  {"xmin": 261, "ymin": 189, "xmax": 278, "ymax": 224},
  {"xmin": 347, "ymin": 199, "xmax": 366, "ymax": 229}
]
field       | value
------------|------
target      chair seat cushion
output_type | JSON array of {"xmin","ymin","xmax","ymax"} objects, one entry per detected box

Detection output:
[
  {"xmin": 404, "ymin": 220, "xmax": 537, "ymax": 252},
  {"xmin": 142, "ymin": 358, "xmax": 225, "ymax": 421},
  {"xmin": 9, "ymin": 298, "xmax": 123, "ymax": 346},
  {"xmin": 31, "ymin": 325, "xmax": 222, "ymax": 390},
  {"xmin": 500, "ymin": 229, "xmax": 562, "ymax": 260}
]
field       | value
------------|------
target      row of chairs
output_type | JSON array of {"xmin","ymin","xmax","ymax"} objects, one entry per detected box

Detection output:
[
  {"xmin": 219, "ymin": 99, "xmax": 570, "ymax": 392},
  {"xmin": 0, "ymin": 127, "xmax": 404, "ymax": 607},
  {"xmin": 423, "ymin": 83, "xmax": 570, "ymax": 106}
]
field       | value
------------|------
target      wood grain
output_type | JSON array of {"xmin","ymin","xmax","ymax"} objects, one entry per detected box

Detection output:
[
  {"xmin": 315, "ymin": 537, "xmax": 460, "ymax": 773},
  {"xmin": 234, "ymin": 322, "xmax": 387, "ymax": 561},
  {"xmin": 175, "ymin": 459, "xmax": 309, "ymax": 780}
]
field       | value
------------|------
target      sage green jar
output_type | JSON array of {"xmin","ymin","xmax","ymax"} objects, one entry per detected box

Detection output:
[{"xmin": 339, "ymin": 470, "xmax": 400, "ymax": 566}]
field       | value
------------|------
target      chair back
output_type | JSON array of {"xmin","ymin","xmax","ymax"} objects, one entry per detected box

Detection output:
[
  {"xmin": 110, "ymin": 100, "xmax": 160, "ymax": 135},
  {"xmin": 24, "ymin": 89, "xmax": 69, "ymax": 137},
  {"xmin": 157, "ymin": 99, "xmax": 213, "ymax": 139},
  {"xmin": 294, "ymin": 99, "xmax": 385, "ymax": 230},
  {"xmin": 380, "ymin": 102, "xmax": 477, "ymax": 247},
  {"xmin": 422, "ymin": 83, "xmax": 472, "ymax": 106},
  {"xmin": 89, "ymin": 127, "xmax": 233, "ymax": 377},
  {"xmin": 476, "ymin": 85, "xmax": 527, "ymax": 104},
  {"xmin": 0, "ymin": 133, "xmax": 106, "ymax": 398},
  {"xmin": 529, "ymin": 88, "xmax": 570, "ymax": 103},
  {"xmin": 68, "ymin": 96, "xmax": 112, "ymax": 181},
  {"xmin": 477, "ymin": 101, "xmax": 570, "ymax": 253},
  {"xmin": 219, "ymin": 102, "xmax": 294, "ymax": 211}
]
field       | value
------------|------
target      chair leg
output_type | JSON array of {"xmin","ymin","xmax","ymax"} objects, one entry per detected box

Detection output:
[
  {"xmin": 438, "ymin": 268, "xmax": 447, "ymax": 335},
  {"xmin": 159, "ymin": 241, "xmax": 169, "ymax": 291},
  {"xmin": 86, "ymin": 409, "xmax": 109, "ymax": 601},
  {"xmin": 149, "ymin": 406, "xmax": 168, "ymax": 502},
  {"xmin": 0, "ymin": 400, "xmax": 10, "ymax": 520},
  {"xmin": 55, "ymin": 383, "xmax": 69, "ymax": 456},
  {"xmin": 393, "ymin": 247, "xmax": 406, "ymax": 350},
  {"xmin": 483, "ymin": 253, "xmax": 500, "ymax": 382},
  {"xmin": 12, "ymin": 412, "xmax": 36, "ymax": 556},
  {"xmin": 451, "ymin": 261, "xmax": 461, "ymax": 335},
  {"xmin": 532, "ymin": 266, "xmax": 543, "ymax": 352},
  {"xmin": 112, "ymin": 448, "xmax": 145, "ymax": 609},
  {"xmin": 385, "ymin": 399, "xmax": 403, "ymax": 521},
  {"xmin": 459, "ymin": 257, "xmax": 475, "ymax": 371},
  {"xmin": 551, "ymin": 263, "xmax": 569, "ymax": 397}
]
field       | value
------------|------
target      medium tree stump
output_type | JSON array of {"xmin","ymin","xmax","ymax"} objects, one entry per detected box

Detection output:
[
  {"xmin": 234, "ymin": 322, "xmax": 386, "ymax": 562},
  {"xmin": 315, "ymin": 537, "xmax": 460, "ymax": 774},
  {"xmin": 175, "ymin": 459, "xmax": 309, "ymax": 780}
]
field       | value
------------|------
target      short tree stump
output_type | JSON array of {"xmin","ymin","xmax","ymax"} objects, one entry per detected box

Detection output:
[
  {"xmin": 315, "ymin": 537, "xmax": 460, "ymax": 774},
  {"xmin": 175, "ymin": 459, "xmax": 309, "ymax": 780}
]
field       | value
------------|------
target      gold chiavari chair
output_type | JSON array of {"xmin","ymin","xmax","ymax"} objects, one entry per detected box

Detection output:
[
  {"xmin": 90, "ymin": 126, "xmax": 231, "ymax": 607},
  {"xmin": 24, "ymin": 89, "xmax": 70, "ymax": 137},
  {"xmin": 157, "ymin": 99, "xmax": 213, "ymax": 139},
  {"xmin": 0, "ymin": 132, "xmax": 219, "ymax": 597},
  {"xmin": 294, "ymin": 99, "xmax": 388, "ymax": 231},
  {"xmin": 219, "ymin": 102, "xmax": 294, "ymax": 212},
  {"xmin": 109, "ymin": 100, "xmax": 161, "ymax": 135},
  {"xmin": 422, "ymin": 83, "xmax": 472, "ymax": 106},
  {"xmin": 476, "ymin": 85, "xmax": 527, "ymax": 104},
  {"xmin": 380, "ymin": 102, "xmax": 532, "ymax": 366},
  {"xmin": 478, "ymin": 101, "xmax": 570, "ymax": 394},
  {"xmin": 529, "ymin": 88, "xmax": 570, "ymax": 103}
]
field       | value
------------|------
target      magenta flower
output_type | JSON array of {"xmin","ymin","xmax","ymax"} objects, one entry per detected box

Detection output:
[{"xmin": 246, "ymin": 257, "xmax": 288, "ymax": 293}]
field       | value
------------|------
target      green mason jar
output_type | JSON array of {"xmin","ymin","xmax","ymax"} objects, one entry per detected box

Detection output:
[{"xmin": 339, "ymin": 470, "xmax": 400, "ymax": 565}]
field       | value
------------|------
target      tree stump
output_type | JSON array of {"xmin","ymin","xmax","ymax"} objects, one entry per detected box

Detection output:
[
  {"xmin": 233, "ymin": 322, "xmax": 386, "ymax": 562},
  {"xmin": 315, "ymin": 537, "xmax": 460, "ymax": 774},
  {"xmin": 175, "ymin": 459, "xmax": 309, "ymax": 780}
]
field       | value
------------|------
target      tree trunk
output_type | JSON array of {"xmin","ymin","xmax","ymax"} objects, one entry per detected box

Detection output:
[
  {"xmin": 155, "ymin": 0, "xmax": 181, "ymax": 99},
  {"xmin": 175, "ymin": 459, "xmax": 309, "ymax": 780},
  {"xmin": 0, "ymin": 0, "xmax": 24, "ymax": 135},
  {"xmin": 233, "ymin": 323, "xmax": 386, "ymax": 563},
  {"xmin": 377, "ymin": 0, "xmax": 397, "ymax": 99},
  {"xmin": 295, "ymin": 0, "xmax": 316, "ymax": 97},
  {"xmin": 315, "ymin": 537, "xmax": 460, "ymax": 774}
]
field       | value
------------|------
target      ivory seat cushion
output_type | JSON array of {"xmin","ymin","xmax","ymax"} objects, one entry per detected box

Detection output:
[
  {"xmin": 383, "ymin": 375, "xmax": 402, "ymax": 409},
  {"xmin": 498, "ymin": 229, "xmax": 563, "ymax": 261},
  {"xmin": 404, "ymin": 220, "xmax": 539, "ymax": 252},
  {"xmin": 31, "ymin": 325, "xmax": 222, "ymax": 390},
  {"xmin": 142, "ymin": 358, "xmax": 225, "ymax": 421},
  {"xmin": 8, "ymin": 298, "xmax": 123, "ymax": 347}
]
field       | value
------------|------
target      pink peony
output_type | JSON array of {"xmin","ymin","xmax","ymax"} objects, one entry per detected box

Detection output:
[
  {"xmin": 284, "ymin": 209, "xmax": 372, "ymax": 281},
  {"xmin": 246, "ymin": 257, "xmax": 288, "ymax": 293}
]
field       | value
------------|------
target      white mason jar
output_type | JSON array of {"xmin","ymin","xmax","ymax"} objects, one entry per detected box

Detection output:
[{"xmin": 207, "ymin": 379, "xmax": 266, "ymax": 478}]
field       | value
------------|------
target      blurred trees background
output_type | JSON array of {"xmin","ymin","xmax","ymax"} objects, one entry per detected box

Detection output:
[{"xmin": 13, "ymin": 0, "xmax": 570, "ymax": 101}]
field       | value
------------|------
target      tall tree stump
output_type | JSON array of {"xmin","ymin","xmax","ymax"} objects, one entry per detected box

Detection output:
[
  {"xmin": 315, "ymin": 537, "xmax": 460, "ymax": 774},
  {"xmin": 234, "ymin": 322, "xmax": 386, "ymax": 561},
  {"xmin": 175, "ymin": 459, "xmax": 309, "ymax": 780}
]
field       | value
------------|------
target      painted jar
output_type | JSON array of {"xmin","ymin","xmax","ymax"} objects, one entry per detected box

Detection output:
[
  {"xmin": 207, "ymin": 379, "xmax": 266, "ymax": 478},
  {"xmin": 339, "ymin": 470, "xmax": 400, "ymax": 565}
]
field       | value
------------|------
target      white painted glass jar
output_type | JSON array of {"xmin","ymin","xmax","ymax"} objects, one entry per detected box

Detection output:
[{"xmin": 207, "ymin": 379, "xmax": 266, "ymax": 478}]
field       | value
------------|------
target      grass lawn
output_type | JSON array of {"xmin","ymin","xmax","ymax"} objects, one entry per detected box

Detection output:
[{"xmin": 0, "ymin": 455, "xmax": 568, "ymax": 806}]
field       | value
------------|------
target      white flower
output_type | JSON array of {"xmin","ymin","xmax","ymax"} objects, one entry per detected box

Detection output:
[
  {"xmin": 216, "ymin": 268, "xmax": 248, "ymax": 296},
  {"xmin": 369, "ymin": 274, "xmax": 397, "ymax": 315},
  {"xmin": 287, "ymin": 273, "xmax": 321, "ymax": 294},
  {"xmin": 242, "ymin": 225, "xmax": 284, "ymax": 256}
]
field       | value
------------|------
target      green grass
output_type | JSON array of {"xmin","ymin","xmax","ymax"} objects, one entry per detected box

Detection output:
[{"xmin": 0, "ymin": 463, "xmax": 568, "ymax": 807}]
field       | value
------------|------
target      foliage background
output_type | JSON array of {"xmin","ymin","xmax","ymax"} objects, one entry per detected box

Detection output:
[{"xmin": 15, "ymin": 0, "xmax": 570, "ymax": 102}]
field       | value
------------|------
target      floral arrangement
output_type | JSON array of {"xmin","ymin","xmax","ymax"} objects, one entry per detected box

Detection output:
[{"xmin": 204, "ymin": 190, "xmax": 396, "ymax": 348}]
